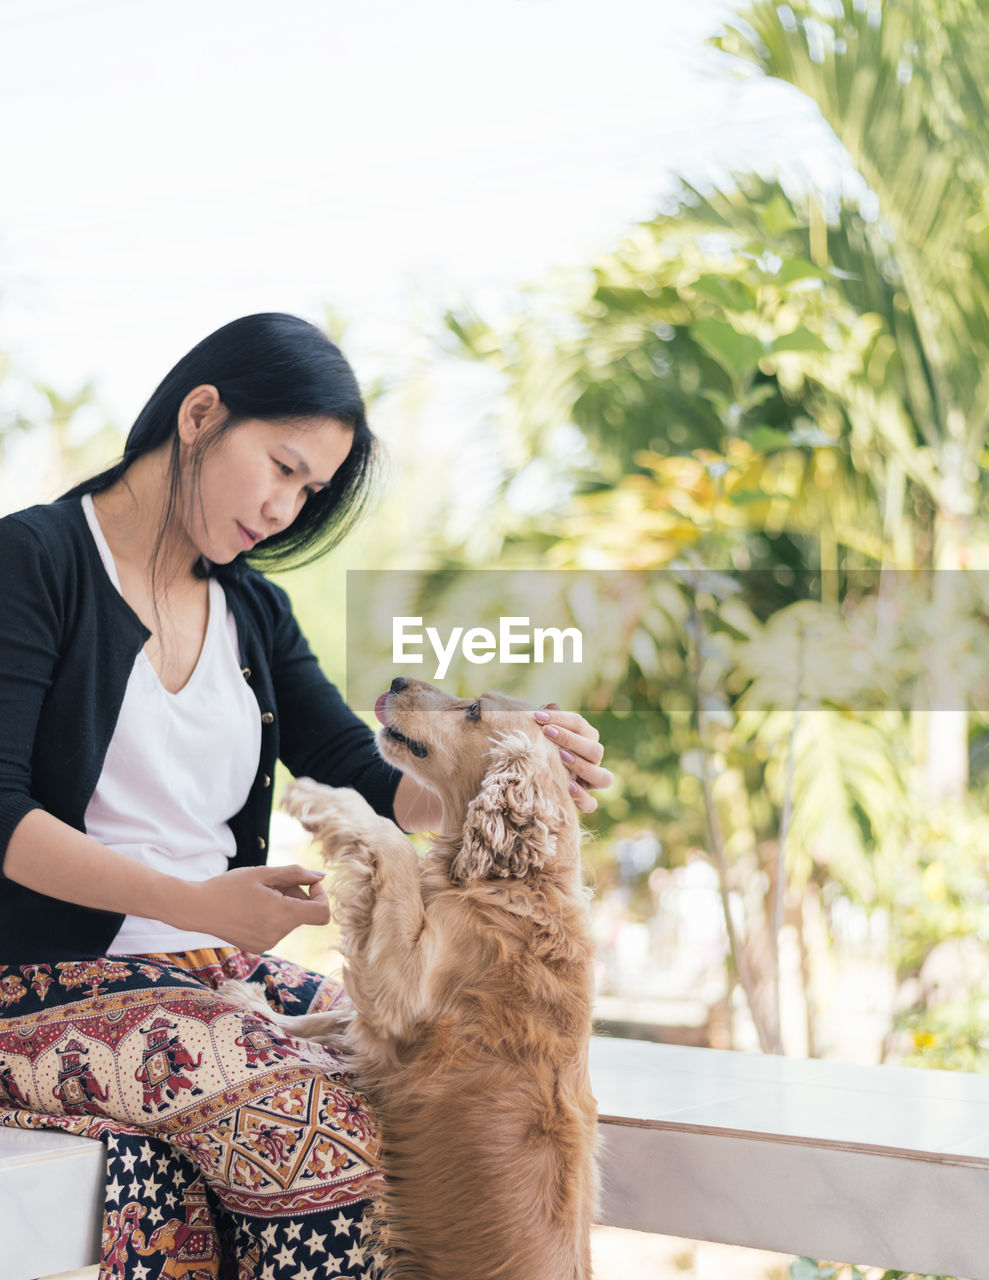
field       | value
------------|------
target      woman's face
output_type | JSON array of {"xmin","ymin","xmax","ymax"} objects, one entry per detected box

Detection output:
[{"xmin": 181, "ymin": 415, "xmax": 355, "ymax": 564}]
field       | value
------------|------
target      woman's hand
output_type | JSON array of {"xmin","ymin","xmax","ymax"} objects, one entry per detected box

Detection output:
[
  {"xmin": 533, "ymin": 702, "xmax": 613, "ymax": 814},
  {"xmin": 177, "ymin": 864, "xmax": 330, "ymax": 955}
]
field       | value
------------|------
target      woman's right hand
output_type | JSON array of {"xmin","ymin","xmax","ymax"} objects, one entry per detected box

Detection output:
[{"xmin": 178, "ymin": 864, "xmax": 330, "ymax": 955}]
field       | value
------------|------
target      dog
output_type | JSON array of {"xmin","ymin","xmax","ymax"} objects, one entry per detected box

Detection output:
[{"xmin": 235, "ymin": 678, "xmax": 598, "ymax": 1280}]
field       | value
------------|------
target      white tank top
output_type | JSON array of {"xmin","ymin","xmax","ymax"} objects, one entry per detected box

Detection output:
[{"xmin": 81, "ymin": 494, "xmax": 263, "ymax": 954}]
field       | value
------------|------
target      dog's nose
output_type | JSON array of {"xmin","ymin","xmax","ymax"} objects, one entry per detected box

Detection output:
[{"xmin": 391, "ymin": 676, "xmax": 409, "ymax": 693}]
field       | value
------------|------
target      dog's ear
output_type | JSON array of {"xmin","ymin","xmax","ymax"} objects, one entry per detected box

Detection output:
[{"xmin": 452, "ymin": 732, "xmax": 569, "ymax": 884}]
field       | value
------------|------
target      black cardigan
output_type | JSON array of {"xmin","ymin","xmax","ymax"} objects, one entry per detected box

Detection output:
[{"xmin": 0, "ymin": 499, "xmax": 402, "ymax": 963}]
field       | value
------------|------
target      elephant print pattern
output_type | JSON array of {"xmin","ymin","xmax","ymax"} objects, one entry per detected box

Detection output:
[{"xmin": 0, "ymin": 949, "xmax": 385, "ymax": 1279}]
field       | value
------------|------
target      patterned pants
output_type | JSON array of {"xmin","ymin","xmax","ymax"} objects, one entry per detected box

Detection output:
[{"xmin": 0, "ymin": 949, "xmax": 384, "ymax": 1280}]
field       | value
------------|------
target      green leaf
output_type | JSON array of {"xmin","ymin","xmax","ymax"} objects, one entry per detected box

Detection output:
[
  {"xmin": 690, "ymin": 318, "xmax": 764, "ymax": 382},
  {"xmin": 746, "ymin": 423, "xmax": 837, "ymax": 453},
  {"xmin": 761, "ymin": 191, "xmax": 799, "ymax": 238},
  {"xmin": 746, "ymin": 425, "xmax": 797, "ymax": 453},
  {"xmin": 778, "ymin": 256, "xmax": 828, "ymax": 286},
  {"xmin": 771, "ymin": 327, "xmax": 831, "ymax": 355},
  {"xmin": 691, "ymin": 274, "xmax": 758, "ymax": 313}
]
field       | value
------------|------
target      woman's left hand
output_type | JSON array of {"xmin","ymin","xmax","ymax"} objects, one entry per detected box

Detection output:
[{"xmin": 533, "ymin": 703, "xmax": 613, "ymax": 814}]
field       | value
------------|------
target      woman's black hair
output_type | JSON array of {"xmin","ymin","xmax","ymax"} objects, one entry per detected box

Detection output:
[{"xmin": 62, "ymin": 312, "xmax": 379, "ymax": 576}]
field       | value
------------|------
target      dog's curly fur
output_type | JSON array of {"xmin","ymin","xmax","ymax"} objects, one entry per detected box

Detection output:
[{"xmin": 265, "ymin": 680, "xmax": 597, "ymax": 1280}]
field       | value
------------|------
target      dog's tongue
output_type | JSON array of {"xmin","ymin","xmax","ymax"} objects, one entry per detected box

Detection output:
[{"xmin": 374, "ymin": 691, "xmax": 391, "ymax": 726}]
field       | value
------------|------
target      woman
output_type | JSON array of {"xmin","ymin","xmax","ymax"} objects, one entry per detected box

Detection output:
[{"xmin": 0, "ymin": 313, "xmax": 610, "ymax": 1279}]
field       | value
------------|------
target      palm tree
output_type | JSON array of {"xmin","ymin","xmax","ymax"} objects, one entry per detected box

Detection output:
[
  {"xmin": 717, "ymin": 0, "xmax": 989, "ymax": 799},
  {"xmin": 422, "ymin": 1, "xmax": 989, "ymax": 1053}
]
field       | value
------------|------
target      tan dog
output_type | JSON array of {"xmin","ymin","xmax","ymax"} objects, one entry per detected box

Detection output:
[{"xmin": 276, "ymin": 678, "xmax": 597, "ymax": 1280}]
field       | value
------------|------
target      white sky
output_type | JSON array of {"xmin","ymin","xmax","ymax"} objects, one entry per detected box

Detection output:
[{"xmin": 0, "ymin": 0, "xmax": 848, "ymax": 432}]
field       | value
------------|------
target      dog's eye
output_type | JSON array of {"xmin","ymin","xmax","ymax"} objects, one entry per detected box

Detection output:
[{"xmin": 466, "ymin": 702, "xmax": 481, "ymax": 721}]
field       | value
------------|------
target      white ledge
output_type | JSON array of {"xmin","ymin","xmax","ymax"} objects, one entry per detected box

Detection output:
[
  {"xmin": 592, "ymin": 1037, "xmax": 989, "ymax": 1278},
  {"xmin": 0, "ymin": 1127, "xmax": 105, "ymax": 1280}
]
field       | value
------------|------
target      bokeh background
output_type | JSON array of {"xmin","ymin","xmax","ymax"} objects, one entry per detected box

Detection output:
[{"xmin": 4, "ymin": 2, "xmax": 989, "ymax": 1277}]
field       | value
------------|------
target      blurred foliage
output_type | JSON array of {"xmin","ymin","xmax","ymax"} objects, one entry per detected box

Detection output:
[
  {"xmin": 425, "ymin": 0, "xmax": 989, "ymax": 1060},
  {"xmin": 0, "ymin": 366, "xmax": 122, "ymax": 511},
  {"xmin": 896, "ymin": 998, "xmax": 989, "ymax": 1075},
  {"xmin": 718, "ymin": 0, "xmax": 989, "ymax": 573},
  {"xmin": 790, "ymin": 1261, "xmax": 962, "ymax": 1280}
]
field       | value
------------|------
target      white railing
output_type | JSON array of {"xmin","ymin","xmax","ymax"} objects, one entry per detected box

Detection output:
[{"xmin": 594, "ymin": 1038, "xmax": 989, "ymax": 1279}]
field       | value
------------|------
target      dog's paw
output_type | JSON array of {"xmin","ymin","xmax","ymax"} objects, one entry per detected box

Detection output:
[{"xmin": 283, "ymin": 780, "xmax": 379, "ymax": 858}]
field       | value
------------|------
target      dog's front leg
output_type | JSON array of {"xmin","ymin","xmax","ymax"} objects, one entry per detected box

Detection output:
[{"xmin": 283, "ymin": 779, "xmax": 434, "ymax": 1043}]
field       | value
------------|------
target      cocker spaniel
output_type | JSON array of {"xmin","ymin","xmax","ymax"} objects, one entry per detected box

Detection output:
[{"xmin": 240, "ymin": 677, "xmax": 598, "ymax": 1280}]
